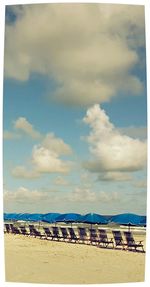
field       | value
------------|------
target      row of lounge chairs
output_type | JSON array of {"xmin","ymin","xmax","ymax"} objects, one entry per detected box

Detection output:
[{"xmin": 4, "ymin": 223, "xmax": 145, "ymax": 252}]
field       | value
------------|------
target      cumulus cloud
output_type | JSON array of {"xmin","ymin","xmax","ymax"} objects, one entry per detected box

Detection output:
[
  {"xmin": 11, "ymin": 129, "xmax": 73, "ymax": 177},
  {"xmin": 32, "ymin": 133, "xmax": 73, "ymax": 174},
  {"xmin": 32, "ymin": 145, "xmax": 71, "ymax": 174},
  {"xmin": 3, "ymin": 130, "xmax": 21, "ymax": 140},
  {"xmin": 11, "ymin": 166, "xmax": 40, "ymax": 179},
  {"xmin": 98, "ymin": 172, "xmax": 132, "ymax": 182},
  {"xmin": 14, "ymin": 117, "xmax": 41, "ymax": 139},
  {"xmin": 68, "ymin": 187, "xmax": 97, "ymax": 202},
  {"xmin": 5, "ymin": 4, "xmax": 145, "ymax": 106},
  {"xmin": 4, "ymin": 186, "xmax": 49, "ymax": 204},
  {"xmin": 54, "ymin": 176, "xmax": 69, "ymax": 186},
  {"xmin": 83, "ymin": 104, "xmax": 147, "ymax": 174},
  {"xmin": 133, "ymin": 180, "xmax": 147, "ymax": 188},
  {"xmin": 42, "ymin": 133, "xmax": 72, "ymax": 155},
  {"xmin": 68, "ymin": 187, "xmax": 119, "ymax": 203}
]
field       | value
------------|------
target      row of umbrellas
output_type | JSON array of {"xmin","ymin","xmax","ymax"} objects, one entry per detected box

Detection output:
[{"xmin": 4, "ymin": 212, "xmax": 146, "ymax": 227}]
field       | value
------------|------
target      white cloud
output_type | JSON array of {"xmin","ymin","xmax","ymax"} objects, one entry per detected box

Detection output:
[
  {"xmin": 3, "ymin": 130, "xmax": 21, "ymax": 140},
  {"xmin": 133, "ymin": 180, "xmax": 147, "ymax": 189},
  {"xmin": 5, "ymin": 4, "xmax": 145, "ymax": 106},
  {"xmin": 68, "ymin": 187, "xmax": 119, "ymax": 203},
  {"xmin": 83, "ymin": 104, "xmax": 147, "ymax": 173},
  {"xmin": 98, "ymin": 191, "xmax": 119, "ymax": 202},
  {"xmin": 32, "ymin": 145, "xmax": 71, "ymax": 174},
  {"xmin": 31, "ymin": 133, "xmax": 73, "ymax": 174},
  {"xmin": 11, "ymin": 166, "xmax": 40, "ymax": 179},
  {"xmin": 14, "ymin": 117, "xmax": 41, "ymax": 139},
  {"xmin": 54, "ymin": 176, "xmax": 69, "ymax": 186},
  {"xmin": 98, "ymin": 172, "xmax": 132, "ymax": 182},
  {"xmin": 11, "ymin": 127, "xmax": 73, "ymax": 177},
  {"xmin": 68, "ymin": 187, "xmax": 97, "ymax": 202},
  {"xmin": 42, "ymin": 133, "xmax": 72, "ymax": 155},
  {"xmin": 4, "ymin": 186, "xmax": 49, "ymax": 204}
]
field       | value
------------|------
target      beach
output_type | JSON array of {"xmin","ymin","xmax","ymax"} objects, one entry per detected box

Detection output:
[{"xmin": 4, "ymin": 232, "xmax": 146, "ymax": 284}]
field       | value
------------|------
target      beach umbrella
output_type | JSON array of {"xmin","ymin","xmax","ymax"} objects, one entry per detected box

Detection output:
[
  {"xmin": 41, "ymin": 213, "xmax": 61, "ymax": 224},
  {"xmin": 4, "ymin": 213, "xmax": 21, "ymax": 221},
  {"xmin": 110, "ymin": 213, "xmax": 143, "ymax": 231},
  {"xmin": 55, "ymin": 213, "xmax": 81, "ymax": 226},
  {"xmin": 22, "ymin": 213, "xmax": 44, "ymax": 222},
  {"xmin": 140, "ymin": 216, "xmax": 147, "ymax": 227},
  {"xmin": 77, "ymin": 213, "xmax": 108, "ymax": 229}
]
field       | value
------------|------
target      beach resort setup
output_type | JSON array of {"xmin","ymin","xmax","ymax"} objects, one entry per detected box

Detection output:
[
  {"xmin": 4, "ymin": 212, "xmax": 146, "ymax": 283},
  {"xmin": 3, "ymin": 2, "xmax": 147, "ymax": 285}
]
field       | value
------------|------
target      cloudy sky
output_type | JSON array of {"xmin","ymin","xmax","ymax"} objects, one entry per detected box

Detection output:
[{"xmin": 3, "ymin": 3, "xmax": 147, "ymax": 215}]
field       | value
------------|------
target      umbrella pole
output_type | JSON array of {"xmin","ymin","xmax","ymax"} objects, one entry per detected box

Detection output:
[{"xmin": 128, "ymin": 224, "xmax": 131, "ymax": 232}]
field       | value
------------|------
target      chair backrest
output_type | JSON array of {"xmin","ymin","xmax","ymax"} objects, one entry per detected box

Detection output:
[
  {"xmin": 112, "ymin": 230, "xmax": 123, "ymax": 244},
  {"xmin": 89, "ymin": 228, "xmax": 98, "ymax": 241},
  {"xmin": 20, "ymin": 226, "xmax": 28, "ymax": 234},
  {"xmin": 60, "ymin": 227, "xmax": 68, "ymax": 238},
  {"xmin": 78, "ymin": 227, "xmax": 88, "ymax": 239},
  {"xmin": 43, "ymin": 227, "xmax": 52, "ymax": 237},
  {"xmin": 29, "ymin": 225, "xmax": 40, "ymax": 235},
  {"xmin": 124, "ymin": 231, "xmax": 135, "ymax": 244},
  {"xmin": 89, "ymin": 228, "xmax": 97, "ymax": 237},
  {"xmin": 43, "ymin": 227, "xmax": 51, "ymax": 234},
  {"xmin": 68, "ymin": 227, "xmax": 77, "ymax": 239},
  {"xmin": 10, "ymin": 224, "xmax": 21, "ymax": 234},
  {"xmin": 5, "ymin": 223, "xmax": 10, "ymax": 233},
  {"xmin": 52, "ymin": 226, "xmax": 59, "ymax": 237},
  {"xmin": 98, "ymin": 229, "xmax": 108, "ymax": 240}
]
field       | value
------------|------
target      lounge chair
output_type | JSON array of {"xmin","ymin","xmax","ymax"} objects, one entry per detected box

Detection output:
[
  {"xmin": 123, "ymin": 231, "xmax": 145, "ymax": 252},
  {"xmin": 60, "ymin": 227, "xmax": 70, "ymax": 242},
  {"xmin": 51, "ymin": 226, "xmax": 62, "ymax": 241},
  {"xmin": 98, "ymin": 229, "xmax": 114, "ymax": 248},
  {"xmin": 68, "ymin": 227, "xmax": 79, "ymax": 243},
  {"xmin": 43, "ymin": 227, "xmax": 53, "ymax": 240},
  {"xmin": 78, "ymin": 227, "xmax": 89, "ymax": 244},
  {"xmin": 10, "ymin": 224, "xmax": 21, "ymax": 235},
  {"xmin": 4, "ymin": 223, "xmax": 11, "ymax": 233},
  {"xmin": 89, "ymin": 228, "xmax": 98, "ymax": 245},
  {"xmin": 28, "ymin": 225, "xmax": 44, "ymax": 238},
  {"xmin": 112, "ymin": 230, "xmax": 126, "ymax": 249},
  {"xmin": 19, "ymin": 225, "xmax": 29, "ymax": 236}
]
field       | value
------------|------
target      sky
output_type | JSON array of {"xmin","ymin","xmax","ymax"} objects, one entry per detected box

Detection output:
[{"xmin": 3, "ymin": 3, "xmax": 147, "ymax": 215}]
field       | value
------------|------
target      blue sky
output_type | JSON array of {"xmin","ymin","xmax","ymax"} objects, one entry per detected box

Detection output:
[{"xmin": 3, "ymin": 3, "xmax": 147, "ymax": 215}]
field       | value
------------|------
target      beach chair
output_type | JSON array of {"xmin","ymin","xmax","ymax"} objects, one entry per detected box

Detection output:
[
  {"xmin": 28, "ymin": 225, "xmax": 44, "ymax": 238},
  {"xmin": 123, "ymin": 231, "xmax": 145, "ymax": 252},
  {"xmin": 68, "ymin": 227, "xmax": 79, "ymax": 243},
  {"xmin": 98, "ymin": 229, "xmax": 114, "ymax": 248},
  {"xmin": 60, "ymin": 227, "xmax": 70, "ymax": 242},
  {"xmin": 51, "ymin": 226, "xmax": 62, "ymax": 241},
  {"xmin": 78, "ymin": 227, "xmax": 89, "ymax": 244},
  {"xmin": 112, "ymin": 230, "xmax": 126, "ymax": 250},
  {"xmin": 43, "ymin": 227, "xmax": 54, "ymax": 240},
  {"xmin": 19, "ymin": 225, "xmax": 29, "ymax": 236},
  {"xmin": 4, "ymin": 223, "xmax": 11, "ymax": 233},
  {"xmin": 10, "ymin": 224, "xmax": 21, "ymax": 235},
  {"xmin": 89, "ymin": 228, "xmax": 98, "ymax": 245}
]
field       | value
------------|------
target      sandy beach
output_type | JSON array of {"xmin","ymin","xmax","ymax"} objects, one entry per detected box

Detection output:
[{"xmin": 4, "ymin": 233, "xmax": 146, "ymax": 284}]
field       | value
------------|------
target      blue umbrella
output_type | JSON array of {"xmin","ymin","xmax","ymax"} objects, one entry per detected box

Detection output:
[
  {"xmin": 42, "ymin": 213, "xmax": 61, "ymax": 223},
  {"xmin": 140, "ymin": 216, "xmax": 147, "ymax": 226},
  {"xmin": 110, "ymin": 213, "xmax": 144, "ymax": 231},
  {"xmin": 4, "ymin": 213, "xmax": 21, "ymax": 221},
  {"xmin": 55, "ymin": 213, "xmax": 81, "ymax": 226},
  {"xmin": 22, "ymin": 213, "xmax": 44, "ymax": 222},
  {"xmin": 77, "ymin": 213, "xmax": 108, "ymax": 228}
]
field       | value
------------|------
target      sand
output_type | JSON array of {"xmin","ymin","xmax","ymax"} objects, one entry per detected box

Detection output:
[{"xmin": 4, "ymin": 233, "xmax": 146, "ymax": 284}]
